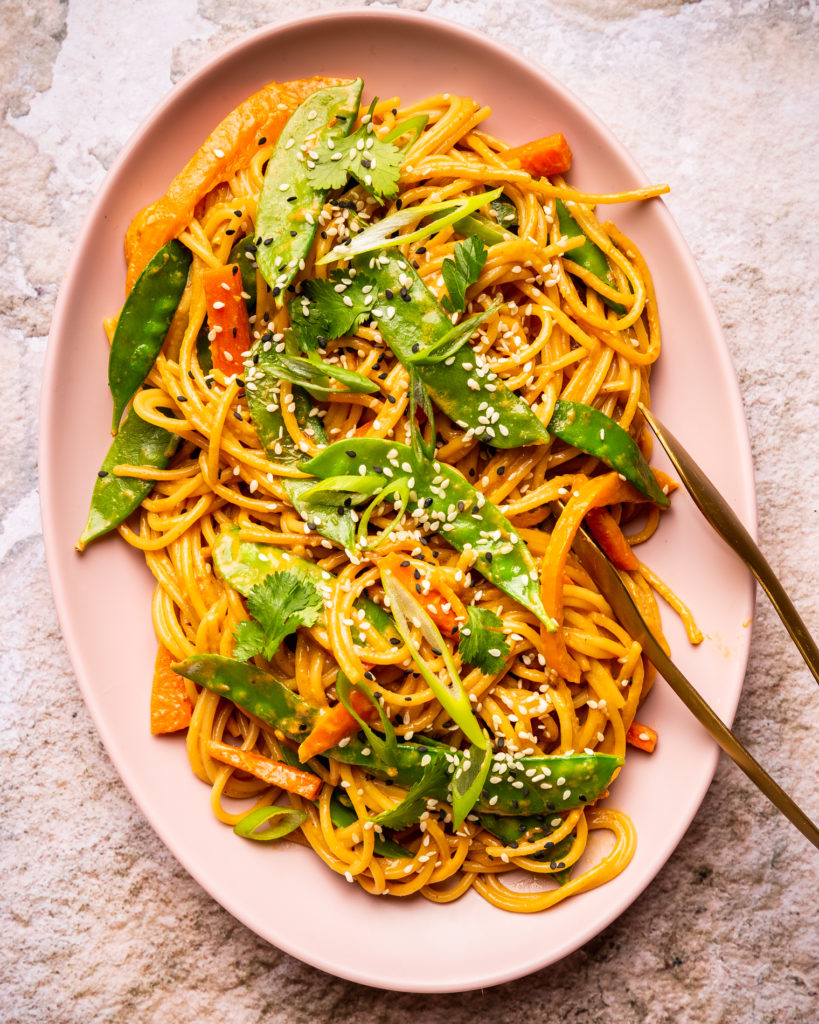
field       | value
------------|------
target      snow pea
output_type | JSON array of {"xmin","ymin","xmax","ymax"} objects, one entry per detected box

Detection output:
[
  {"xmin": 301, "ymin": 438, "xmax": 556, "ymax": 628},
  {"xmin": 556, "ymin": 199, "xmax": 626, "ymax": 314},
  {"xmin": 108, "ymin": 239, "xmax": 191, "ymax": 433},
  {"xmin": 244, "ymin": 338, "xmax": 358, "ymax": 547},
  {"xmin": 174, "ymin": 654, "xmax": 622, "ymax": 816},
  {"xmin": 76, "ymin": 404, "xmax": 180, "ymax": 550},
  {"xmin": 354, "ymin": 252, "xmax": 551, "ymax": 448},
  {"xmin": 211, "ymin": 528, "xmax": 398, "ymax": 643},
  {"xmin": 276, "ymin": 742, "xmax": 413, "ymax": 857},
  {"xmin": 548, "ymin": 400, "xmax": 670, "ymax": 507},
  {"xmin": 255, "ymin": 79, "xmax": 363, "ymax": 297}
]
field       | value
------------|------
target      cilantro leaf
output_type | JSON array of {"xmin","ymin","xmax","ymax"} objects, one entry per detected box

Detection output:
[
  {"xmin": 458, "ymin": 606, "xmax": 510, "ymax": 674},
  {"xmin": 232, "ymin": 620, "xmax": 267, "ymax": 662},
  {"xmin": 288, "ymin": 274, "xmax": 372, "ymax": 351},
  {"xmin": 307, "ymin": 100, "xmax": 404, "ymax": 203},
  {"xmin": 371, "ymin": 756, "xmax": 449, "ymax": 830},
  {"xmin": 232, "ymin": 570, "xmax": 323, "ymax": 662},
  {"xmin": 441, "ymin": 236, "xmax": 488, "ymax": 313}
]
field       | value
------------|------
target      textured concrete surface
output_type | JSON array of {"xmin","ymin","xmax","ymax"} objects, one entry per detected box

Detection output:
[{"xmin": 2, "ymin": 0, "xmax": 818, "ymax": 1021}]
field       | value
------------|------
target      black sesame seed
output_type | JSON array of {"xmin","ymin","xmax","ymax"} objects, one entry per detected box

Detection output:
[
  {"xmin": 346, "ymin": 449, "xmax": 357, "ymax": 457},
  {"xmin": 97, "ymin": 470, "xmax": 108, "ymax": 478}
]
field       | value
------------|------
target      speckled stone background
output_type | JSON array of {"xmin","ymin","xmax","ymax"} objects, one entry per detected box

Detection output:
[{"xmin": 2, "ymin": 0, "xmax": 818, "ymax": 1021}]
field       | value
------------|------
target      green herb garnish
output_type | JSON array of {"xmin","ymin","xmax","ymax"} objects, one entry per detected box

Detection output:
[
  {"xmin": 441, "ymin": 236, "xmax": 488, "ymax": 313},
  {"xmin": 458, "ymin": 606, "xmax": 511, "ymax": 675},
  {"xmin": 233, "ymin": 570, "xmax": 323, "ymax": 661}
]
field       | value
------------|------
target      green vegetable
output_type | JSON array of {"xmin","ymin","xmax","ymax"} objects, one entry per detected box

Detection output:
[
  {"xmin": 293, "ymin": 251, "xmax": 550, "ymax": 449},
  {"xmin": 259, "ymin": 352, "xmax": 378, "ymax": 399},
  {"xmin": 288, "ymin": 272, "xmax": 373, "ymax": 352},
  {"xmin": 459, "ymin": 606, "xmax": 511, "ymax": 675},
  {"xmin": 255, "ymin": 79, "xmax": 363, "ymax": 298},
  {"xmin": 212, "ymin": 529, "xmax": 398, "ymax": 644},
  {"xmin": 548, "ymin": 400, "xmax": 670, "ymax": 507},
  {"xmin": 404, "ymin": 299, "xmax": 503, "ymax": 367},
  {"xmin": 77, "ymin": 404, "xmax": 181, "ymax": 550},
  {"xmin": 232, "ymin": 569, "xmax": 323, "ymax": 661},
  {"xmin": 302, "ymin": 438, "xmax": 556, "ymax": 628},
  {"xmin": 372, "ymin": 757, "xmax": 450, "ymax": 830},
  {"xmin": 278, "ymin": 730, "xmax": 415, "ymax": 858},
  {"xmin": 233, "ymin": 805, "xmax": 308, "ymax": 841},
  {"xmin": 489, "ymin": 194, "xmax": 519, "ymax": 230},
  {"xmin": 380, "ymin": 567, "xmax": 486, "ymax": 749},
  {"xmin": 173, "ymin": 654, "xmax": 623, "ymax": 817},
  {"xmin": 441, "ymin": 236, "xmax": 488, "ymax": 313},
  {"xmin": 450, "ymin": 740, "xmax": 493, "ymax": 828},
  {"xmin": 478, "ymin": 811, "xmax": 576, "ymax": 877},
  {"xmin": 317, "ymin": 188, "xmax": 503, "ymax": 265},
  {"xmin": 307, "ymin": 98, "xmax": 404, "ymax": 203},
  {"xmin": 328, "ymin": 792, "xmax": 413, "ymax": 858},
  {"xmin": 556, "ymin": 199, "xmax": 627, "ymax": 314},
  {"xmin": 108, "ymin": 239, "xmax": 191, "ymax": 433},
  {"xmin": 243, "ymin": 339, "xmax": 359, "ymax": 547}
]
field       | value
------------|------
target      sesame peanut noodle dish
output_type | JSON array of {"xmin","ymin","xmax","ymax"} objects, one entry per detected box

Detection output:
[{"xmin": 77, "ymin": 76, "xmax": 701, "ymax": 913}]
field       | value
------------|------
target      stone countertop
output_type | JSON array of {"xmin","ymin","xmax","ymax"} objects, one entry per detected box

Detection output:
[{"xmin": 2, "ymin": 1, "xmax": 817, "ymax": 1021}]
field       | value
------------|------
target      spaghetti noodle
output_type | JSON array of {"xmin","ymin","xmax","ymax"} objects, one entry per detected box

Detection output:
[{"xmin": 84, "ymin": 77, "xmax": 701, "ymax": 913}]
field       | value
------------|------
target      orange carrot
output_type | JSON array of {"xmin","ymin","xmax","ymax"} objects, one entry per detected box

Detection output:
[
  {"xmin": 380, "ymin": 551, "xmax": 461, "ymax": 637},
  {"xmin": 150, "ymin": 644, "xmax": 193, "ymax": 735},
  {"xmin": 541, "ymin": 473, "xmax": 622, "ymax": 682},
  {"xmin": 504, "ymin": 133, "xmax": 573, "ymax": 178},
  {"xmin": 585, "ymin": 507, "xmax": 640, "ymax": 571},
  {"xmin": 206, "ymin": 740, "xmax": 322, "ymax": 799},
  {"xmin": 626, "ymin": 720, "xmax": 658, "ymax": 753},
  {"xmin": 202, "ymin": 263, "xmax": 252, "ymax": 376},
  {"xmin": 123, "ymin": 76, "xmax": 348, "ymax": 289},
  {"xmin": 297, "ymin": 690, "xmax": 378, "ymax": 763}
]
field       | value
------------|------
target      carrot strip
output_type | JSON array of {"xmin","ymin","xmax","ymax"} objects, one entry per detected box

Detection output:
[
  {"xmin": 297, "ymin": 690, "xmax": 378, "ymax": 763},
  {"xmin": 123, "ymin": 76, "xmax": 348, "ymax": 288},
  {"xmin": 380, "ymin": 551, "xmax": 461, "ymax": 637},
  {"xmin": 206, "ymin": 740, "xmax": 322, "ymax": 799},
  {"xmin": 150, "ymin": 644, "xmax": 193, "ymax": 735},
  {"xmin": 626, "ymin": 720, "xmax": 658, "ymax": 753},
  {"xmin": 585, "ymin": 507, "xmax": 640, "ymax": 571},
  {"xmin": 540, "ymin": 473, "xmax": 622, "ymax": 682},
  {"xmin": 504, "ymin": 132, "xmax": 573, "ymax": 178},
  {"xmin": 202, "ymin": 263, "xmax": 252, "ymax": 376}
]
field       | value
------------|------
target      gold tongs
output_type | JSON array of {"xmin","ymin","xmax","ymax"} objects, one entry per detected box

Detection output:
[
  {"xmin": 640, "ymin": 403, "xmax": 819, "ymax": 687},
  {"xmin": 566, "ymin": 407, "xmax": 819, "ymax": 849}
]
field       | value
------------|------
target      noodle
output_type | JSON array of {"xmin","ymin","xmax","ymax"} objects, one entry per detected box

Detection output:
[{"xmin": 98, "ymin": 81, "xmax": 699, "ymax": 912}]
